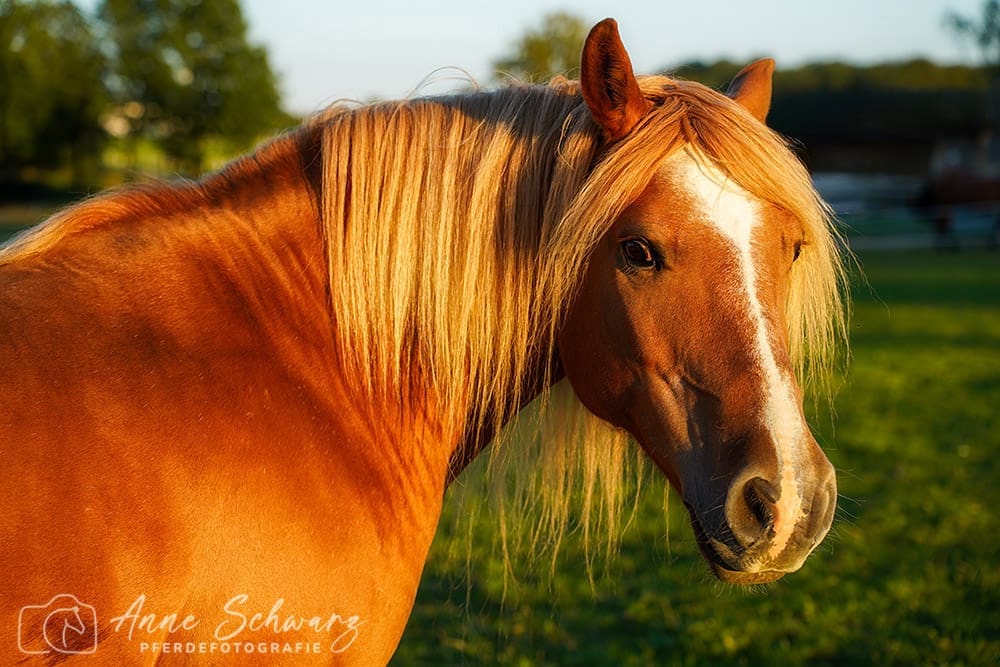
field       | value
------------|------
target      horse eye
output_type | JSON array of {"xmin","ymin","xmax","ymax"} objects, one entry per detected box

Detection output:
[
  {"xmin": 620, "ymin": 238, "xmax": 657, "ymax": 270},
  {"xmin": 792, "ymin": 240, "xmax": 803, "ymax": 262}
]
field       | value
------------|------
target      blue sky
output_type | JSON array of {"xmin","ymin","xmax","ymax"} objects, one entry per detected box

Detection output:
[{"xmin": 82, "ymin": 0, "xmax": 990, "ymax": 114}]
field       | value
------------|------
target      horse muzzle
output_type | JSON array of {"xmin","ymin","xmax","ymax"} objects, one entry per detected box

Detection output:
[{"xmin": 683, "ymin": 454, "xmax": 837, "ymax": 585}]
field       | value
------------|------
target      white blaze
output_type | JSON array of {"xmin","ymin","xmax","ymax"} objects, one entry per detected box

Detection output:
[{"xmin": 671, "ymin": 149, "xmax": 805, "ymax": 562}]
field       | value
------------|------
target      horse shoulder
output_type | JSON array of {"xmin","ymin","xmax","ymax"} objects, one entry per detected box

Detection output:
[{"xmin": 0, "ymin": 201, "xmax": 450, "ymax": 663}]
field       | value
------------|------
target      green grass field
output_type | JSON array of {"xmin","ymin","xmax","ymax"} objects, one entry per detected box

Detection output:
[{"xmin": 394, "ymin": 250, "xmax": 999, "ymax": 666}]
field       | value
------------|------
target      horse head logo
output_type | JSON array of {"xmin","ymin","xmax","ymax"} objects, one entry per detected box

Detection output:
[{"xmin": 18, "ymin": 594, "xmax": 98, "ymax": 655}]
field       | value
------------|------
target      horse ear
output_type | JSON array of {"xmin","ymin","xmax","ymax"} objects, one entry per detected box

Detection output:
[
  {"xmin": 581, "ymin": 18, "xmax": 652, "ymax": 142},
  {"xmin": 726, "ymin": 58, "xmax": 775, "ymax": 123}
]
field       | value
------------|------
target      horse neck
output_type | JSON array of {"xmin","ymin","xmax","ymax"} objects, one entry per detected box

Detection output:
[
  {"xmin": 181, "ymin": 121, "xmax": 502, "ymax": 499},
  {"xmin": 277, "ymin": 125, "xmax": 469, "ymax": 495},
  {"xmin": 167, "ymin": 127, "xmax": 461, "ymax": 516},
  {"xmin": 192, "ymin": 126, "xmax": 332, "ymax": 356}
]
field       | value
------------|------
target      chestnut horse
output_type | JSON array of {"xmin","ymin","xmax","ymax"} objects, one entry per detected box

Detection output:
[{"xmin": 0, "ymin": 20, "xmax": 845, "ymax": 665}]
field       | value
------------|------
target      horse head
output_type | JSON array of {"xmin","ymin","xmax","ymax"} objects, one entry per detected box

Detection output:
[{"xmin": 559, "ymin": 19, "xmax": 840, "ymax": 584}]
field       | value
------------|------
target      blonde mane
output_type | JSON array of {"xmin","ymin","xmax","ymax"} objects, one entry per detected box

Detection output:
[{"xmin": 316, "ymin": 75, "xmax": 848, "ymax": 562}]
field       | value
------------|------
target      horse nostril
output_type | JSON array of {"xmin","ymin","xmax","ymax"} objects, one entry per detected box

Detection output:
[
  {"xmin": 743, "ymin": 476, "xmax": 779, "ymax": 531},
  {"xmin": 748, "ymin": 476, "xmax": 779, "ymax": 504}
]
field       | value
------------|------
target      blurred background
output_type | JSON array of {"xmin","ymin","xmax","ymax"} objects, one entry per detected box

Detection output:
[{"xmin": 1, "ymin": 1, "xmax": 997, "ymax": 664}]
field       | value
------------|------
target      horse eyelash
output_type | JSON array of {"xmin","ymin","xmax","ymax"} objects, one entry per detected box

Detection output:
[
  {"xmin": 619, "ymin": 259, "xmax": 641, "ymax": 276},
  {"xmin": 618, "ymin": 239, "xmax": 665, "ymax": 274}
]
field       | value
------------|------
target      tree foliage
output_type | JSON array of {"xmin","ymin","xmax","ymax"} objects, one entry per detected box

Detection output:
[
  {"xmin": 99, "ymin": 0, "xmax": 291, "ymax": 173},
  {"xmin": 492, "ymin": 10, "xmax": 991, "ymax": 150},
  {"xmin": 0, "ymin": 0, "xmax": 291, "ymax": 184},
  {"xmin": 668, "ymin": 59, "xmax": 990, "ymax": 145},
  {"xmin": 0, "ymin": 0, "xmax": 108, "ymax": 182},
  {"xmin": 945, "ymin": 0, "xmax": 1000, "ymax": 75},
  {"xmin": 492, "ymin": 12, "xmax": 589, "ymax": 83},
  {"xmin": 672, "ymin": 58, "xmax": 989, "ymax": 93}
]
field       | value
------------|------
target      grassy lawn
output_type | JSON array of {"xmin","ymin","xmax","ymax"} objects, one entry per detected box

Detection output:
[{"xmin": 395, "ymin": 250, "xmax": 999, "ymax": 666}]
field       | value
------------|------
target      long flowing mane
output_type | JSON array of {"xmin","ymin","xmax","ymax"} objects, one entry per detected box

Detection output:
[
  {"xmin": 317, "ymin": 79, "xmax": 599, "ymax": 432},
  {"xmin": 315, "ymin": 75, "xmax": 848, "ymax": 559}
]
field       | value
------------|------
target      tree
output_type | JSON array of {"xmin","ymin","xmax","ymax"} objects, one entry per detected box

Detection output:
[
  {"xmin": 99, "ymin": 0, "xmax": 291, "ymax": 174},
  {"xmin": 0, "ymin": 0, "xmax": 109, "ymax": 185},
  {"xmin": 492, "ymin": 11, "xmax": 589, "ymax": 83},
  {"xmin": 671, "ymin": 60, "xmax": 744, "ymax": 91},
  {"xmin": 945, "ymin": 0, "xmax": 1000, "ymax": 76}
]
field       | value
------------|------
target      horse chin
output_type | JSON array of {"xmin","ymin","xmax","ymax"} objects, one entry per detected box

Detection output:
[
  {"xmin": 687, "ymin": 508, "xmax": 786, "ymax": 585},
  {"xmin": 695, "ymin": 536, "xmax": 787, "ymax": 584},
  {"xmin": 693, "ymin": 536, "xmax": 786, "ymax": 585},
  {"xmin": 709, "ymin": 563, "xmax": 785, "ymax": 585}
]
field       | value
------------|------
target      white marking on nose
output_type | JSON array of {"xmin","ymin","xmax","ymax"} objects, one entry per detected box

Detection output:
[{"xmin": 670, "ymin": 149, "xmax": 805, "ymax": 562}]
